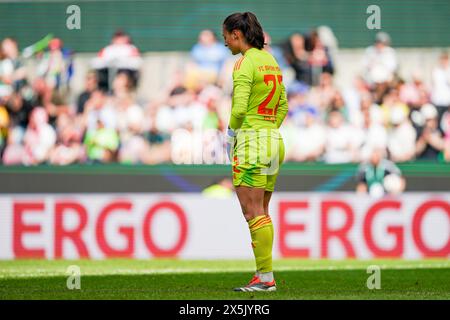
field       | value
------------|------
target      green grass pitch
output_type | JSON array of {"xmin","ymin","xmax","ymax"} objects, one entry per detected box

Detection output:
[{"xmin": 0, "ymin": 259, "xmax": 449, "ymax": 299}]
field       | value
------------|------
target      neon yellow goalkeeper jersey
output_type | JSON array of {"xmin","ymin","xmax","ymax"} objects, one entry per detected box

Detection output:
[{"xmin": 229, "ymin": 47, "xmax": 288, "ymax": 131}]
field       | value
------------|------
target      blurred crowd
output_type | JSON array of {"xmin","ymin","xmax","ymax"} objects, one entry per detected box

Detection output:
[{"xmin": 1, "ymin": 28, "xmax": 449, "ymax": 166}]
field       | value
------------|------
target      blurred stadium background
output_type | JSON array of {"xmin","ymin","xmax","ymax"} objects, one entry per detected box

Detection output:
[{"xmin": 0, "ymin": 0, "xmax": 449, "ymax": 299}]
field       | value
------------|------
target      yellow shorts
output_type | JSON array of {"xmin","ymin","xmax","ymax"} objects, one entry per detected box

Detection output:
[{"xmin": 231, "ymin": 130, "xmax": 285, "ymax": 192}]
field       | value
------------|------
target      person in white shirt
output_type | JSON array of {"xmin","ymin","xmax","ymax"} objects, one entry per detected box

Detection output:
[
  {"xmin": 362, "ymin": 32, "xmax": 397, "ymax": 85},
  {"xmin": 387, "ymin": 107, "xmax": 417, "ymax": 162},
  {"xmin": 84, "ymin": 89, "xmax": 117, "ymax": 131},
  {"xmin": 430, "ymin": 52, "xmax": 450, "ymax": 123},
  {"xmin": 22, "ymin": 107, "xmax": 57, "ymax": 165},
  {"xmin": 324, "ymin": 110, "xmax": 358, "ymax": 163},
  {"xmin": 91, "ymin": 30, "xmax": 142, "ymax": 91},
  {"xmin": 354, "ymin": 104, "xmax": 387, "ymax": 162},
  {"xmin": 290, "ymin": 108, "xmax": 326, "ymax": 162}
]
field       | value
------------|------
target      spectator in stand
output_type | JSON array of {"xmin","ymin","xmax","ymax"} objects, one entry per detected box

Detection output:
[
  {"xmin": 309, "ymin": 72, "xmax": 338, "ymax": 117},
  {"xmin": 30, "ymin": 77, "xmax": 71, "ymax": 128},
  {"xmin": 379, "ymin": 87, "xmax": 409, "ymax": 128},
  {"xmin": 415, "ymin": 103, "xmax": 445, "ymax": 161},
  {"xmin": 49, "ymin": 113, "xmax": 84, "ymax": 165},
  {"xmin": 342, "ymin": 76, "xmax": 372, "ymax": 126},
  {"xmin": 111, "ymin": 70, "xmax": 135, "ymax": 100},
  {"xmin": 202, "ymin": 95, "xmax": 222, "ymax": 130},
  {"xmin": 109, "ymin": 71, "xmax": 147, "ymax": 164},
  {"xmin": 190, "ymin": 29, "xmax": 229, "ymax": 83},
  {"xmin": 118, "ymin": 107, "xmax": 149, "ymax": 164},
  {"xmin": 399, "ymin": 70, "xmax": 429, "ymax": 109},
  {"xmin": 430, "ymin": 52, "xmax": 450, "ymax": 124},
  {"xmin": 153, "ymin": 95, "xmax": 178, "ymax": 135},
  {"xmin": 116, "ymin": 94, "xmax": 144, "ymax": 135},
  {"xmin": 83, "ymin": 89, "xmax": 117, "ymax": 131},
  {"xmin": 316, "ymin": 26, "xmax": 339, "ymax": 65},
  {"xmin": 283, "ymin": 81, "xmax": 322, "ymax": 162},
  {"xmin": 290, "ymin": 108, "xmax": 326, "ymax": 162},
  {"xmin": 0, "ymin": 38, "xmax": 26, "ymax": 96},
  {"xmin": 307, "ymin": 29, "xmax": 334, "ymax": 86},
  {"xmin": 111, "ymin": 71, "xmax": 145, "ymax": 138},
  {"xmin": 177, "ymin": 87, "xmax": 201, "ymax": 126},
  {"xmin": 36, "ymin": 38, "xmax": 72, "ymax": 91},
  {"xmin": 323, "ymin": 110, "xmax": 358, "ymax": 163},
  {"xmin": 387, "ymin": 107, "xmax": 417, "ymax": 162},
  {"xmin": 144, "ymin": 101, "xmax": 171, "ymax": 146},
  {"xmin": 356, "ymin": 146, "xmax": 406, "ymax": 198},
  {"xmin": 2, "ymin": 126, "xmax": 25, "ymax": 165},
  {"xmin": 76, "ymin": 70, "xmax": 98, "ymax": 114},
  {"xmin": 327, "ymin": 91, "xmax": 348, "ymax": 120},
  {"xmin": 354, "ymin": 102, "xmax": 388, "ymax": 162},
  {"xmin": 84, "ymin": 119, "xmax": 119, "ymax": 163},
  {"xmin": 4, "ymin": 91, "xmax": 33, "ymax": 129},
  {"xmin": 348, "ymin": 92, "xmax": 383, "ymax": 129},
  {"xmin": 22, "ymin": 107, "xmax": 56, "ymax": 165},
  {"xmin": 142, "ymin": 105, "xmax": 172, "ymax": 165},
  {"xmin": 92, "ymin": 30, "xmax": 142, "ymax": 92},
  {"xmin": 362, "ymin": 32, "xmax": 397, "ymax": 86},
  {"xmin": 196, "ymin": 85, "xmax": 225, "ymax": 129},
  {"xmin": 282, "ymin": 32, "xmax": 312, "ymax": 86},
  {"xmin": 287, "ymin": 81, "xmax": 317, "ymax": 127}
]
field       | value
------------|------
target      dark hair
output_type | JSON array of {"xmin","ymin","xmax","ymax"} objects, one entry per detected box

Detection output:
[
  {"xmin": 223, "ymin": 12, "xmax": 265, "ymax": 49},
  {"xmin": 113, "ymin": 29, "xmax": 127, "ymax": 38}
]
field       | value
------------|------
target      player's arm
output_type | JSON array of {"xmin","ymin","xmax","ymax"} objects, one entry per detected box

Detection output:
[
  {"xmin": 229, "ymin": 57, "xmax": 253, "ymax": 130},
  {"xmin": 276, "ymin": 80, "xmax": 288, "ymax": 128}
]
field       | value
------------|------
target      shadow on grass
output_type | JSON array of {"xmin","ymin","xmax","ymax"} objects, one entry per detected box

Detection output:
[{"xmin": 0, "ymin": 268, "xmax": 449, "ymax": 300}]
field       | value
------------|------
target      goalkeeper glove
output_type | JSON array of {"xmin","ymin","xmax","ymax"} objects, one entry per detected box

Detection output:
[{"xmin": 225, "ymin": 127, "xmax": 236, "ymax": 162}]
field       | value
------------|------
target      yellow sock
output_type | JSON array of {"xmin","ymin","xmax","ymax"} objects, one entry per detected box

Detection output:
[
  {"xmin": 269, "ymin": 221, "xmax": 274, "ymax": 248},
  {"xmin": 248, "ymin": 215, "xmax": 273, "ymax": 273}
]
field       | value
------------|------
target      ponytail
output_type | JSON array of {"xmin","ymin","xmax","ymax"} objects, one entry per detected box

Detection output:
[{"xmin": 223, "ymin": 12, "xmax": 265, "ymax": 49}]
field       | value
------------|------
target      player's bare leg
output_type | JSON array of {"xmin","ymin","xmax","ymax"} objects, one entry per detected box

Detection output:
[
  {"xmin": 235, "ymin": 186, "xmax": 265, "ymax": 221},
  {"xmin": 263, "ymin": 191, "xmax": 272, "ymax": 216}
]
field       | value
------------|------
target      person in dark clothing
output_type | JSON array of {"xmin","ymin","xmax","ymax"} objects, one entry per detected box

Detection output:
[
  {"xmin": 76, "ymin": 70, "xmax": 98, "ymax": 114},
  {"xmin": 5, "ymin": 91, "xmax": 33, "ymax": 129},
  {"xmin": 282, "ymin": 32, "xmax": 312, "ymax": 85},
  {"xmin": 307, "ymin": 29, "xmax": 334, "ymax": 86},
  {"xmin": 415, "ymin": 104, "xmax": 445, "ymax": 160}
]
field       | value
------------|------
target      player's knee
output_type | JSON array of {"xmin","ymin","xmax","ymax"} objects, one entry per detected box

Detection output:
[
  {"xmin": 243, "ymin": 212, "xmax": 253, "ymax": 221},
  {"xmin": 242, "ymin": 204, "xmax": 264, "ymax": 220}
]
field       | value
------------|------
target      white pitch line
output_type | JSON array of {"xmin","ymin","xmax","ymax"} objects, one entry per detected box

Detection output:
[{"xmin": 0, "ymin": 263, "xmax": 449, "ymax": 279}]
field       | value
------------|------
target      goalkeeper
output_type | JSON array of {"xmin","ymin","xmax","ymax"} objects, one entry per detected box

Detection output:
[{"xmin": 222, "ymin": 12, "xmax": 288, "ymax": 292}]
